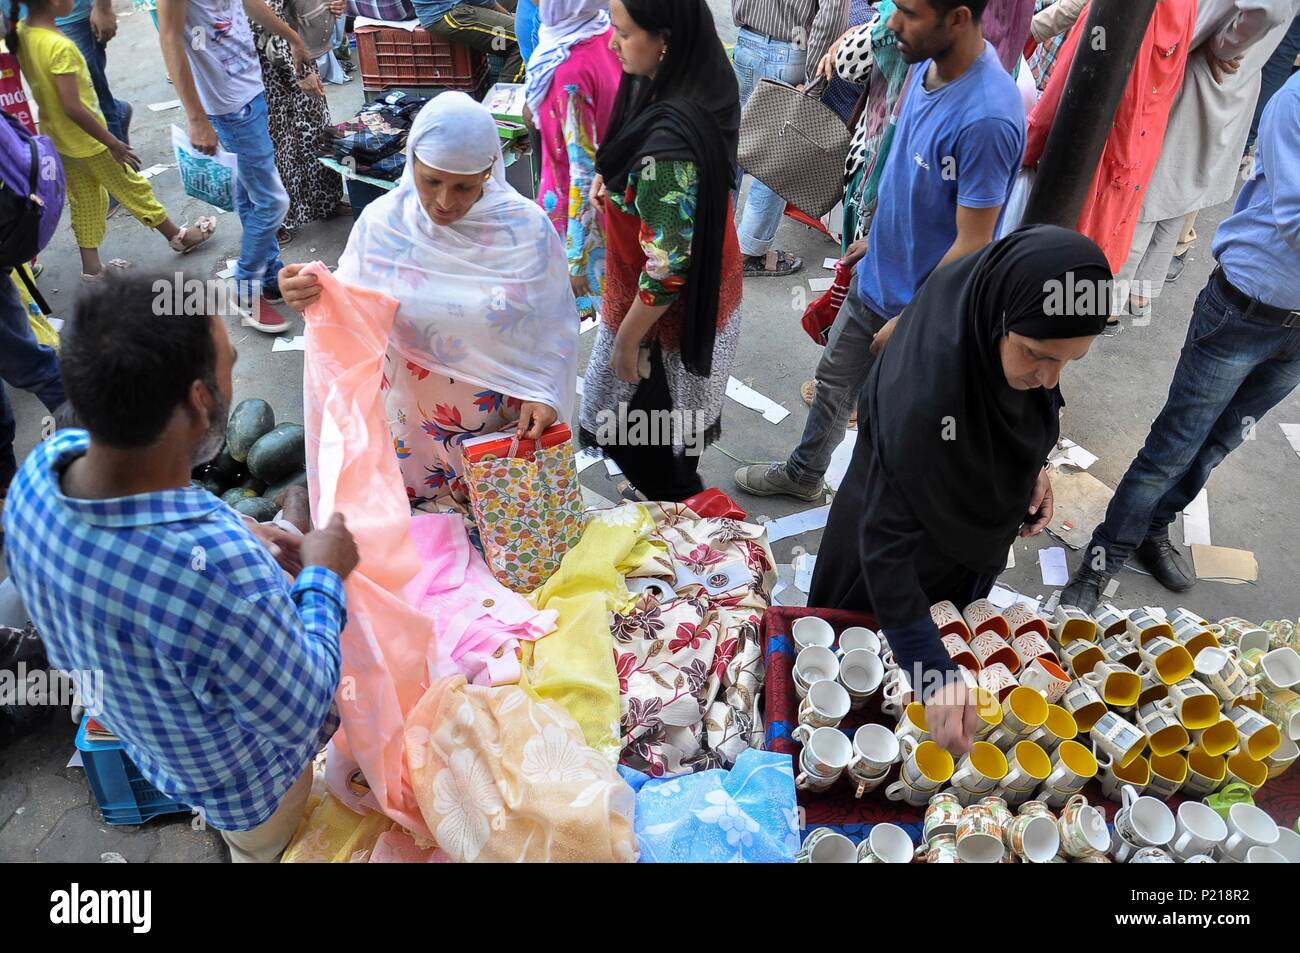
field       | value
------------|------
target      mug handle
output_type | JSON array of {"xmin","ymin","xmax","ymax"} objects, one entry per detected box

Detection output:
[
  {"xmin": 855, "ymin": 779, "xmax": 868, "ymax": 799},
  {"xmin": 795, "ymin": 772, "xmax": 815, "ymax": 791},
  {"xmin": 792, "ymin": 724, "xmax": 812, "ymax": 747},
  {"xmin": 1121, "ymin": 783, "xmax": 1137, "ymax": 812},
  {"xmin": 885, "ymin": 780, "xmax": 906, "ymax": 801},
  {"xmin": 899, "ymin": 734, "xmax": 918, "ymax": 760}
]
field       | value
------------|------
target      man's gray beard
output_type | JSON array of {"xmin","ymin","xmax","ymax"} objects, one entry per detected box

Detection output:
[{"xmin": 192, "ymin": 396, "xmax": 230, "ymax": 467}]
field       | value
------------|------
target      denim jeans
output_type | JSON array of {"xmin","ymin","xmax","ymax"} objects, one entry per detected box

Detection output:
[
  {"xmin": 1247, "ymin": 15, "xmax": 1300, "ymax": 153},
  {"xmin": 732, "ymin": 27, "xmax": 806, "ymax": 258},
  {"xmin": 786, "ymin": 274, "xmax": 886, "ymax": 487},
  {"xmin": 60, "ymin": 16, "xmax": 128, "ymax": 143},
  {"xmin": 208, "ymin": 93, "xmax": 289, "ymax": 300},
  {"xmin": 0, "ymin": 274, "xmax": 66, "ymax": 487},
  {"xmin": 1087, "ymin": 273, "xmax": 1300, "ymax": 574}
]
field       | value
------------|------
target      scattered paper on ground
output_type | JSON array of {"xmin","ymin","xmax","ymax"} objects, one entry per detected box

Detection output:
[
  {"xmin": 1039, "ymin": 546, "xmax": 1069, "ymax": 586},
  {"xmin": 1191, "ymin": 545, "xmax": 1258, "ymax": 585},
  {"xmin": 581, "ymin": 485, "xmax": 616, "ymax": 511},
  {"xmin": 574, "ymin": 448, "xmax": 602, "ymax": 473},
  {"xmin": 580, "ymin": 314, "xmax": 598, "ymax": 334},
  {"xmin": 1103, "ymin": 578, "xmax": 1120, "ymax": 599},
  {"xmin": 989, "ymin": 583, "xmax": 1040, "ymax": 613},
  {"xmin": 1005, "ymin": 546, "xmax": 1015, "ymax": 570},
  {"xmin": 1048, "ymin": 469, "xmax": 1114, "ymax": 549},
  {"xmin": 1280, "ymin": 423, "xmax": 1300, "ymax": 457},
  {"xmin": 271, "ymin": 336, "xmax": 305, "ymax": 352},
  {"xmin": 726, "ymin": 377, "xmax": 790, "ymax": 424},
  {"xmin": 825, "ymin": 430, "xmax": 856, "ymax": 491},
  {"xmin": 66, "ymin": 750, "xmax": 83, "ymax": 769},
  {"xmin": 604, "ymin": 458, "xmax": 622, "ymax": 476},
  {"xmin": 1048, "ymin": 437, "xmax": 1098, "ymax": 471},
  {"xmin": 139, "ymin": 163, "xmax": 174, "ymax": 179},
  {"xmin": 764, "ymin": 504, "xmax": 831, "ymax": 543},
  {"xmin": 774, "ymin": 564, "xmax": 809, "ymax": 607},
  {"xmin": 1182, "ymin": 489, "xmax": 1212, "ymax": 547},
  {"xmin": 808, "ymin": 277, "xmax": 834, "ymax": 293},
  {"xmin": 793, "ymin": 552, "xmax": 817, "ymax": 593},
  {"xmin": 823, "ymin": 257, "xmax": 839, "ymax": 270},
  {"xmin": 575, "ymin": 375, "xmax": 585, "ymax": 396},
  {"xmin": 216, "ymin": 258, "xmax": 238, "ymax": 279},
  {"xmin": 147, "ymin": 99, "xmax": 181, "ymax": 111}
]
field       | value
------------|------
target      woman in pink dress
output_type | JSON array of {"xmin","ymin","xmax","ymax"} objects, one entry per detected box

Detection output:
[{"xmin": 525, "ymin": 0, "xmax": 623, "ymax": 317}]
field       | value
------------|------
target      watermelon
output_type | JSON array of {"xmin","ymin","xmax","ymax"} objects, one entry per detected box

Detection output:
[
  {"xmin": 247, "ymin": 424, "xmax": 306, "ymax": 483},
  {"xmin": 240, "ymin": 477, "xmax": 268, "ymax": 495},
  {"xmin": 220, "ymin": 487, "xmax": 259, "ymax": 507},
  {"xmin": 264, "ymin": 469, "xmax": 308, "ymax": 505},
  {"xmin": 199, "ymin": 479, "xmax": 224, "ymax": 497},
  {"xmin": 210, "ymin": 444, "xmax": 245, "ymax": 488},
  {"xmin": 233, "ymin": 497, "xmax": 280, "ymax": 523},
  {"xmin": 227, "ymin": 399, "xmax": 276, "ymax": 462}
]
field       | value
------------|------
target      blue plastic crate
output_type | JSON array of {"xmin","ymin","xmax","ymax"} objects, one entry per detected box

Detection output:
[{"xmin": 75, "ymin": 717, "xmax": 190, "ymax": 826}]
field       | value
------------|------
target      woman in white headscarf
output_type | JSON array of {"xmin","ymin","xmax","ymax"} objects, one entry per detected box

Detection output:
[
  {"xmin": 278, "ymin": 93, "xmax": 579, "ymax": 507},
  {"xmin": 525, "ymin": 0, "xmax": 621, "ymax": 318}
]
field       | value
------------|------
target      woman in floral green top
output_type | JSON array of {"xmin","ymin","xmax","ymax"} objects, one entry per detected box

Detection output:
[{"xmin": 578, "ymin": 0, "xmax": 742, "ymax": 502}]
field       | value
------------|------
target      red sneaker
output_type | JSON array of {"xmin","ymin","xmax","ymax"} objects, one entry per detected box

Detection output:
[{"xmin": 240, "ymin": 298, "xmax": 292, "ymax": 334}]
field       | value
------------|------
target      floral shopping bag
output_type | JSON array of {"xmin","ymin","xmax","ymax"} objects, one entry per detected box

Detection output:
[{"xmin": 463, "ymin": 423, "xmax": 586, "ymax": 592}]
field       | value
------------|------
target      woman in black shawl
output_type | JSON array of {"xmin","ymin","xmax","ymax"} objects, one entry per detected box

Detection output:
[
  {"xmin": 577, "ymin": 0, "xmax": 743, "ymax": 501},
  {"xmin": 810, "ymin": 225, "xmax": 1112, "ymax": 754}
]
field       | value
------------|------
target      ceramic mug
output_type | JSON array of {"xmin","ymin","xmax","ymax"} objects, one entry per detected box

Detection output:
[
  {"xmin": 793, "ymin": 646, "xmax": 839, "ymax": 698},
  {"xmin": 1272, "ymin": 825, "xmax": 1300, "ymax": 863},
  {"xmin": 1026, "ymin": 703, "xmax": 1078, "ymax": 754},
  {"xmin": 1057, "ymin": 793, "xmax": 1111, "ymax": 858},
  {"xmin": 1244, "ymin": 846, "xmax": 1287, "ymax": 863},
  {"xmin": 1052, "ymin": 605, "xmax": 1098, "ymax": 644},
  {"xmin": 1182, "ymin": 744, "xmax": 1228, "ymax": 797},
  {"xmin": 1084, "ymin": 662, "xmax": 1142, "ymax": 708},
  {"xmin": 1095, "ymin": 748, "xmax": 1151, "ymax": 800},
  {"xmin": 1168, "ymin": 800, "xmax": 1228, "ymax": 861},
  {"xmin": 797, "ymin": 827, "xmax": 857, "ymax": 863},
  {"xmin": 836, "ymin": 625, "xmax": 881, "ymax": 657},
  {"xmin": 1019, "ymin": 657, "xmax": 1072, "ymax": 704},
  {"xmin": 955, "ymin": 804, "xmax": 1006, "ymax": 863},
  {"xmin": 977, "ymin": 663, "xmax": 1020, "ymax": 701},
  {"xmin": 1092, "ymin": 603, "xmax": 1130, "ymax": 640},
  {"xmin": 792, "ymin": 616, "xmax": 836, "ymax": 651},
  {"xmin": 971, "ymin": 632, "xmax": 1020, "ymax": 673},
  {"xmin": 1130, "ymin": 846, "xmax": 1175, "ymax": 863},
  {"xmin": 922, "ymin": 832, "xmax": 959, "ymax": 864},
  {"xmin": 1090, "ymin": 710, "xmax": 1148, "ymax": 768},
  {"xmin": 977, "ymin": 795, "xmax": 1013, "ymax": 832},
  {"xmin": 1000, "ymin": 685, "xmax": 1049, "ymax": 736},
  {"xmin": 1145, "ymin": 751, "xmax": 1188, "ymax": 800},
  {"xmin": 885, "ymin": 774, "xmax": 939, "ymax": 807},
  {"xmin": 1226, "ymin": 704, "xmax": 1282, "ymax": 761},
  {"xmin": 851, "ymin": 723, "xmax": 900, "ymax": 776},
  {"xmin": 1169, "ymin": 606, "xmax": 1209, "ymax": 628},
  {"xmin": 1131, "ymin": 660, "xmax": 1170, "ymax": 708},
  {"xmin": 837, "ymin": 648, "xmax": 884, "ymax": 708},
  {"xmin": 895, "ymin": 701, "xmax": 930, "ymax": 745},
  {"xmin": 1099, "ymin": 634, "xmax": 1141, "ymax": 670},
  {"xmin": 1256, "ymin": 647, "xmax": 1300, "ymax": 692},
  {"xmin": 971, "ymin": 685, "xmax": 1005, "ymax": 739},
  {"xmin": 1222, "ymin": 802, "xmax": 1280, "ymax": 862},
  {"xmin": 1264, "ymin": 736, "xmax": 1298, "ymax": 780},
  {"xmin": 1190, "ymin": 714, "xmax": 1239, "ymax": 757},
  {"xmin": 1041, "ymin": 739, "xmax": 1098, "ymax": 794},
  {"xmin": 893, "ymin": 736, "xmax": 955, "ymax": 794},
  {"xmin": 1060, "ymin": 679, "xmax": 1108, "ymax": 732},
  {"xmin": 797, "ymin": 679, "xmax": 851, "ymax": 729},
  {"xmin": 1194, "ymin": 646, "xmax": 1252, "ymax": 703},
  {"xmin": 857, "ymin": 822, "xmax": 913, "ymax": 863},
  {"xmin": 923, "ymin": 792, "xmax": 964, "ymax": 845},
  {"xmin": 1126, "ymin": 608, "xmax": 1175, "ymax": 646},
  {"xmin": 847, "ymin": 760, "xmax": 892, "ymax": 798},
  {"xmin": 1137, "ymin": 698, "xmax": 1190, "ymax": 757},
  {"xmin": 1171, "ymin": 617, "xmax": 1220, "ymax": 658},
  {"xmin": 879, "ymin": 644, "xmax": 899, "ymax": 672},
  {"xmin": 1001, "ymin": 602, "xmax": 1050, "ymax": 640},
  {"xmin": 1219, "ymin": 617, "xmax": 1272, "ymax": 655},
  {"xmin": 1262, "ymin": 688, "xmax": 1300, "ymax": 742},
  {"xmin": 949, "ymin": 741, "xmax": 1009, "ymax": 798},
  {"xmin": 880, "ymin": 668, "xmax": 913, "ymax": 720},
  {"xmin": 792, "ymin": 725, "xmax": 854, "ymax": 789},
  {"xmin": 1058, "ymin": 639, "xmax": 1105, "ymax": 679},
  {"xmin": 1012, "ymin": 632, "xmax": 1059, "ymax": 671},
  {"xmin": 1166, "ymin": 676, "xmax": 1223, "ymax": 730},
  {"xmin": 963, "ymin": 599, "xmax": 1010, "ymax": 639},
  {"xmin": 931, "ymin": 600, "xmax": 971, "ymax": 641},
  {"xmin": 1223, "ymin": 747, "xmax": 1269, "ymax": 791},
  {"xmin": 1116, "ymin": 784, "xmax": 1176, "ymax": 847},
  {"xmin": 998, "ymin": 740, "xmax": 1052, "ymax": 799},
  {"xmin": 940, "ymin": 632, "xmax": 981, "ymax": 673}
]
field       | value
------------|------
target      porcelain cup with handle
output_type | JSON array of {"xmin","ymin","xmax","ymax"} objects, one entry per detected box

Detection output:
[
  {"xmin": 792, "ymin": 616, "xmax": 836, "ymax": 651},
  {"xmin": 1025, "ymin": 703, "xmax": 1078, "ymax": 754},
  {"xmin": 931, "ymin": 600, "xmax": 971, "ymax": 641},
  {"xmin": 1257, "ymin": 647, "xmax": 1300, "ymax": 692},
  {"xmin": 1145, "ymin": 751, "xmax": 1188, "ymax": 800},
  {"xmin": 837, "ymin": 648, "xmax": 884, "ymax": 708},
  {"xmin": 1222, "ymin": 803, "xmax": 1280, "ymax": 862},
  {"xmin": 1168, "ymin": 800, "xmax": 1228, "ymax": 861},
  {"xmin": 1226, "ymin": 704, "xmax": 1282, "ymax": 761},
  {"xmin": 1001, "ymin": 602, "xmax": 1050, "ymax": 640},
  {"xmin": 793, "ymin": 646, "xmax": 839, "ymax": 698},
  {"xmin": 894, "ymin": 735, "xmax": 954, "ymax": 794},
  {"xmin": 1092, "ymin": 603, "xmax": 1130, "ymax": 640},
  {"xmin": 1264, "ymin": 736, "xmax": 1298, "ymax": 780},
  {"xmin": 1059, "ymin": 639, "xmax": 1105, "ymax": 679},
  {"xmin": 1116, "ymin": 783, "xmax": 1176, "ymax": 847},
  {"xmin": 1126, "ymin": 609, "xmax": 1175, "ymax": 646},
  {"xmin": 857, "ymin": 822, "xmax": 914, "ymax": 863},
  {"xmin": 949, "ymin": 740, "xmax": 1009, "ymax": 798},
  {"xmin": 1095, "ymin": 746, "xmax": 1151, "ymax": 800},
  {"xmin": 1167, "ymin": 676, "xmax": 1223, "ymax": 730},
  {"xmin": 797, "ymin": 679, "xmax": 851, "ymax": 729},
  {"xmin": 1182, "ymin": 744, "xmax": 1228, "ymax": 797},
  {"xmin": 1019, "ymin": 658, "xmax": 1071, "ymax": 704},
  {"xmin": 792, "ymin": 724, "xmax": 853, "ymax": 790},
  {"xmin": 796, "ymin": 827, "xmax": 857, "ymax": 863},
  {"xmin": 1057, "ymin": 792, "xmax": 1110, "ymax": 858},
  {"xmin": 836, "ymin": 625, "xmax": 881, "ymax": 657},
  {"xmin": 1089, "ymin": 709, "xmax": 1148, "ymax": 768},
  {"xmin": 1137, "ymin": 698, "xmax": 1190, "ymax": 757},
  {"xmin": 1061, "ymin": 678, "xmax": 1108, "ymax": 732},
  {"xmin": 1052, "ymin": 605, "xmax": 1098, "ymax": 644},
  {"xmin": 1194, "ymin": 647, "xmax": 1254, "ymax": 703}
]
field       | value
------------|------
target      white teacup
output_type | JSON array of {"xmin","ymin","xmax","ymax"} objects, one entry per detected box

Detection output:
[
  {"xmin": 798, "ymin": 679, "xmax": 850, "ymax": 729},
  {"xmin": 1222, "ymin": 803, "xmax": 1280, "ymax": 862},
  {"xmin": 949, "ymin": 741, "xmax": 1009, "ymax": 797},
  {"xmin": 1245, "ymin": 846, "xmax": 1288, "ymax": 863},
  {"xmin": 851, "ymin": 723, "xmax": 900, "ymax": 776},
  {"xmin": 1168, "ymin": 800, "xmax": 1228, "ymax": 861},
  {"xmin": 1257, "ymin": 647, "xmax": 1300, "ymax": 692},
  {"xmin": 792, "ymin": 725, "xmax": 853, "ymax": 789},
  {"xmin": 796, "ymin": 827, "xmax": 856, "ymax": 863},
  {"xmin": 880, "ymin": 668, "xmax": 913, "ymax": 720},
  {"xmin": 838, "ymin": 648, "xmax": 884, "ymax": 708},
  {"xmin": 836, "ymin": 626, "xmax": 881, "ymax": 657},
  {"xmin": 792, "ymin": 616, "xmax": 835, "ymax": 651},
  {"xmin": 856, "ymin": 822, "xmax": 913, "ymax": 863},
  {"xmin": 1272, "ymin": 825, "xmax": 1300, "ymax": 864},
  {"xmin": 1115, "ymin": 784, "xmax": 1175, "ymax": 848},
  {"xmin": 793, "ymin": 646, "xmax": 839, "ymax": 699}
]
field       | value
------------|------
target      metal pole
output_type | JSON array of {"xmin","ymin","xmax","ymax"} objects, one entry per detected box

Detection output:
[{"xmin": 1021, "ymin": 0, "xmax": 1158, "ymax": 228}]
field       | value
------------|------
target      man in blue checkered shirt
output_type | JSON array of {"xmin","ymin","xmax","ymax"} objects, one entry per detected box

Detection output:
[{"xmin": 2, "ymin": 272, "xmax": 359, "ymax": 863}]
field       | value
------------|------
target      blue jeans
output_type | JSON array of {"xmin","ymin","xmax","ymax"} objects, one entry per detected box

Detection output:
[
  {"xmin": 0, "ymin": 274, "xmax": 66, "ymax": 486},
  {"xmin": 732, "ymin": 27, "xmax": 806, "ymax": 258},
  {"xmin": 208, "ymin": 93, "xmax": 289, "ymax": 300},
  {"xmin": 60, "ymin": 16, "xmax": 128, "ymax": 143},
  {"xmin": 1247, "ymin": 15, "xmax": 1300, "ymax": 153},
  {"xmin": 1087, "ymin": 273, "xmax": 1300, "ymax": 574},
  {"xmin": 786, "ymin": 275, "xmax": 886, "ymax": 487}
]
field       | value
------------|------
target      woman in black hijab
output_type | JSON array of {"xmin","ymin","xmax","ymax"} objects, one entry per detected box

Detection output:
[
  {"xmin": 809, "ymin": 225, "xmax": 1113, "ymax": 754},
  {"xmin": 577, "ymin": 0, "xmax": 743, "ymax": 501}
]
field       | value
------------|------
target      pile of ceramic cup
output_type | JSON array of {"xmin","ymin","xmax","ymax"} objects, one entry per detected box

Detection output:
[{"xmin": 923, "ymin": 600, "xmax": 1300, "ymax": 810}]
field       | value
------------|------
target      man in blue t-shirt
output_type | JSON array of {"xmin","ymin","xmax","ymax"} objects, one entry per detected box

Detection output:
[{"xmin": 736, "ymin": 0, "xmax": 1025, "ymax": 501}]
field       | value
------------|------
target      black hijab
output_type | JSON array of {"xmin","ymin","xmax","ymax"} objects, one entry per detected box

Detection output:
[
  {"xmin": 595, "ymin": 0, "xmax": 740, "ymax": 377},
  {"xmin": 865, "ymin": 225, "xmax": 1113, "ymax": 574}
]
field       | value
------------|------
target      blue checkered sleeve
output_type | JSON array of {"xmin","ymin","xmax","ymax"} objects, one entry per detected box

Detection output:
[{"xmin": 212, "ymin": 566, "xmax": 346, "ymax": 749}]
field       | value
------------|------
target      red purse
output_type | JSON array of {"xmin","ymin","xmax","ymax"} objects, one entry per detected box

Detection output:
[
  {"xmin": 680, "ymin": 488, "xmax": 747, "ymax": 520},
  {"xmin": 800, "ymin": 262, "xmax": 852, "ymax": 346}
]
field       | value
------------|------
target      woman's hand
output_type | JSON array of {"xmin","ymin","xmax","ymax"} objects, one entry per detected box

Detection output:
[
  {"xmin": 612, "ymin": 337, "xmax": 643, "ymax": 383},
  {"xmin": 516, "ymin": 402, "xmax": 558, "ymax": 440},
  {"xmin": 816, "ymin": 28, "xmax": 850, "ymax": 82},
  {"xmin": 1020, "ymin": 467, "xmax": 1054, "ymax": 537},
  {"xmin": 277, "ymin": 263, "xmax": 323, "ymax": 312},
  {"xmin": 297, "ymin": 72, "xmax": 325, "ymax": 98},
  {"xmin": 924, "ymin": 678, "xmax": 981, "ymax": 757},
  {"xmin": 570, "ymin": 274, "xmax": 592, "ymax": 301},
  {"xmin": 1205, "ymin": 46, "xmax": 1241, "ymax": 84},
  {"xmin": 109, "ymin": 139, "xmax": 141, "ymax": 171},
  {"xmin": 589, "ymin": 173, "xmax": 608, "ymax": 213}
]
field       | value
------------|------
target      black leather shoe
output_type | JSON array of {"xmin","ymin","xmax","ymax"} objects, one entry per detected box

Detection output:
[
  {"xmin": 1060, "ymin": 565, "xmax": 1109, "ymax": 614},
  {"xmin": 1136, "ymin": 537, "xmax": 1195, "ymax": 592}
]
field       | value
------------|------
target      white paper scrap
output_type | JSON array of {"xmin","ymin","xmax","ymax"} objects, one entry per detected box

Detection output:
[
  {"xmin": 793, "ymin": 552, "xmax": 817, "ymax": 593},
  {"xmin": 764, "ymin": 504, "xmax": 831, "ymax": 543},
  {"xmin": 808, "ymin": 277, "xmax": 834, "ymax": 293},
  {"xmin": 353, "ymin": 16, "xmax": 419, "ymax": 30},
  {"xmin": 147, "ymin": 99, "xmax": 182, "ymax": 111},
  {"xmin": 575, "ymin": 448, "xmax": 603, "ymax": 473},
  {"xmin": 825, "ymin": 430, "xmax": 857, "ymax": 491},
  {"xmin": 988, "ymin": 584, "xmax": 1018, "ymax": 609},
  {"xmin": 1048, "ymin": 438, "xmax": 1099, "ymax": 471},
  {"xmin": 1280, "ymin": 423, "xmax": 1300, "ymax": 457},
  {"xmin": 66, "ymin": 750, "xmax": 84, "ymax": 769},
  {"xmin": 271, "ymin": 336, "xmax": 305, "ymax": 352},
  {"xmin": 604, "ymin": 458, "xmax": 622, "ymax": 476},
  {"xmin": 726, "ymin": 376, "xmax": 790, "ymax": 424},
  {"xmin": 1182, "ymin": 488, "xmax": 1212, "ymax": 547},
  {"xmin": 823, "ymin": 257, "xmax": 840, "ymax": 270},
  {"xmin": 579, "ymin": 314, "xmax": 598, "ymax": 334},
  {"xmin": 1005, "ymin": 546, "xmax": 1016, "ymax": 570},
  {"xmin": 139, "ymin": 163, "xmax": 174, "ymax": 179},
  {"xmin": 1039, "ymin": 546, "xmax": 1069, "ymax": 586},
  {"xmin": 575, "ymin": 375, "xmax": 585, "ymax": 396}
]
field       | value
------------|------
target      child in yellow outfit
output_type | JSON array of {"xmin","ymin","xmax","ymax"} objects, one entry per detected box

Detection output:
[{"xmin": 8, "ymin": 0, "xmax": 215, "ymax": 279}]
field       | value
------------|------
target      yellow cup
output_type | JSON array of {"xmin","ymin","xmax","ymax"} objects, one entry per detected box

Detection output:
[
  {"xmin": 1224, "ymin": 749, "xmax": 1268, "ymax": 790},
  {"xmin": 1003, "ymin": 686, "xmax": 1049, "ymax": 734}
]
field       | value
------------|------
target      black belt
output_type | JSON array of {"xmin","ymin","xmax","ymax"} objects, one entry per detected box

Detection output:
[{"xmin": 1212, "ymin": 267, "xmax": 1300, "ymax": 328}]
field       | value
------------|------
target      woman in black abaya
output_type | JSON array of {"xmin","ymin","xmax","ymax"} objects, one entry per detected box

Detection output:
[{"xmin": 809, "ymin": 225, "xmax": 1112, "ymax": 755}]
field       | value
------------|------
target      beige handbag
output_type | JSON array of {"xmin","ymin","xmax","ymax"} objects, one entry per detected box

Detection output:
[{"xmin": 737, "ymin": 79, "xmax": 851, "ymax": 218}]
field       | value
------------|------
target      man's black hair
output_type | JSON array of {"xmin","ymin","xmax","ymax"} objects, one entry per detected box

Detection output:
[
  {"xmin": 61, "ymin": 272, "xmax": 218, "ymax": 448},
  {"xmin": 924, "ymin": 0, "xmax": 989, "ymax": 21}
]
